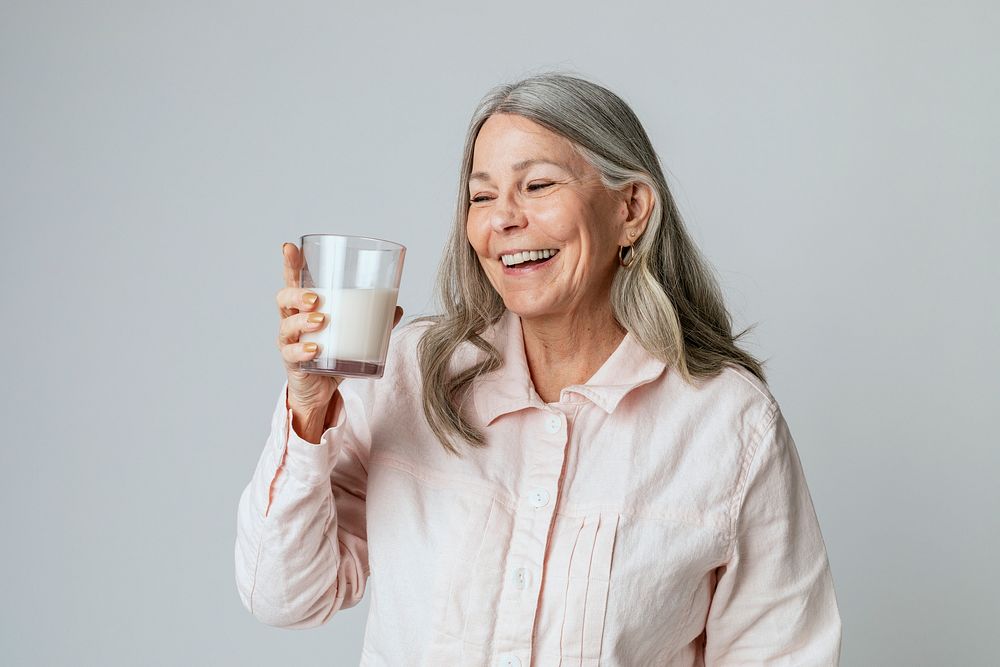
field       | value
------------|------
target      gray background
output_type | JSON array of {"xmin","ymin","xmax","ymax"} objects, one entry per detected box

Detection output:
[{"xmin": 2, "ymin": 1, "xmax": 997, "ymax": 665}]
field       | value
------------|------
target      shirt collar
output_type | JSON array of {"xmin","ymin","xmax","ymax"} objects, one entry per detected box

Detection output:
[{"xmin": 472, "ymin": 309, "xmax": 668, "ymax": 425}]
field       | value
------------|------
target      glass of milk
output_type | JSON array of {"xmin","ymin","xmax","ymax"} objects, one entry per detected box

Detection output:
[{"xmin": 297, "ymin": 234, "xmax": 405, "ymax": 378}]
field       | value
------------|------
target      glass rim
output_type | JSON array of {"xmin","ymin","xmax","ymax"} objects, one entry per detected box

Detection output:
[{"xmin": 299, "ymin": 233, "xmax": 406, "ymax": 252}]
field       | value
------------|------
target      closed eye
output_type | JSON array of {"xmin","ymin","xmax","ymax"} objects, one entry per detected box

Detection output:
[{"xmin": 469, "ymin": 182, "xmax": 554, "ymax": 204}]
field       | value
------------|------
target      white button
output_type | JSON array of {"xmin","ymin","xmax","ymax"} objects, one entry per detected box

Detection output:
[
  {"xmin": 497, "ymin": 655, "xmax": 521, "ymax": 667},
  {"xmin": 512, "ymin": 566, "xmax": 532, "ymax": 589},
  {"xmin": 528, "ymin": 488, "xmax": 550, "ymax": 508},
  {"xmin": 544, "ymin": 414, "xmax": 561, "ymax": 433}
]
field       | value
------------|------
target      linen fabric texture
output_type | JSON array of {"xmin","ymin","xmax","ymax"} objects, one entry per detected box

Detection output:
[{"xmin": 235, "ymin": 309, "xmax": 843, "ymax": 666}]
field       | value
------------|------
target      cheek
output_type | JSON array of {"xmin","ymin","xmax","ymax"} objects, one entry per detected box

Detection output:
[
  {"xmin": 533, "ymin": 197, "xmax": 595, "ymax": 241},
  {"xmin": 465, "ymin": 214, "xmax": 488, "ymax": 254}
]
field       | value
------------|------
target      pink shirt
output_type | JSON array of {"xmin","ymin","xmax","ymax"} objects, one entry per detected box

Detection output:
[{"xmin": 235, "ymin": 309, "xmax": 842, "ymax": 666}]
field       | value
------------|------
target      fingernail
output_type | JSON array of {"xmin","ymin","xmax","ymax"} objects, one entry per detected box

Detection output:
[
  {"xmin": 303, "ymin": 292, "xmax": 318, "ymax": 306},
  {"xmin": 303, "ymin": 342, "xmax": 318, "ymax": 353},
  {"xmin": 307, "ymin": 312, "xmax": 324, "ymax": 324}
]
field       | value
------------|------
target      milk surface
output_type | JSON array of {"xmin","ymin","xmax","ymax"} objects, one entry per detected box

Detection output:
[{"xmin": 299, "ymin": 287, "xmax": 399, "ymax": 363}]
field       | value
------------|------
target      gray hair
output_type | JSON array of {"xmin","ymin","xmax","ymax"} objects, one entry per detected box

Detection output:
[{"xmin": 414, "ymin": 72, "xmax": 766, "ymax": 457}]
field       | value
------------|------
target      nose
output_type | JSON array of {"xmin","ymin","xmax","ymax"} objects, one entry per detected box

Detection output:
[{"xmin": 489, "ymin": 192, "xmax": 528, "ymax": 234}]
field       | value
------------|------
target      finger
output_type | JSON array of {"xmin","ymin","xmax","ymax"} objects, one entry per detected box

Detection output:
[
  {"xmin": 392, "ymin": 305, "xmax": 404, "ymax": 328},
  {"xmin": 282, "ymin": 242, "xmax": 302, "ymax": 289},
  {"xmin": 278, "ymin": 311, "xmax": 326, "ymax": 346},
  {"xmin": 280, "ymin": 339, "xmax": 321, "ymax": 366},
  {"xmin": 276, "ymin": 286, "xmax": 322, "ymax": 318}
]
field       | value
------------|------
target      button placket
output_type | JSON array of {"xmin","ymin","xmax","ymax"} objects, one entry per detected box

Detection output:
[{"xmin": 494, "ymin": 408, "xmax": 569, "ymax": 662}]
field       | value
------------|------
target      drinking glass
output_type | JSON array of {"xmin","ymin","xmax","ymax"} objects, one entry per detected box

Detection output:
[{"xmin": 297, "ymin": 234, "xmax": 405, "ymax": 378}]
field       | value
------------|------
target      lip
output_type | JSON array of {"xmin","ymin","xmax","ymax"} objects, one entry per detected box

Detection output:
[{"xmin": 500, "ymin": 249, "xmax": 559, "ymax": 275}]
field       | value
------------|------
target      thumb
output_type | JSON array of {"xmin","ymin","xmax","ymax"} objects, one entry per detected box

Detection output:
[{"xmin": 392, "ymin": 305, "xmax": 404, "ymax": 328}]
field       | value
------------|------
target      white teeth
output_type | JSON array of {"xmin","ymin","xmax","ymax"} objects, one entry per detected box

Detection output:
[{"xmin": 501, "ymin": 248, "xmax": 558, "ymax": 266}]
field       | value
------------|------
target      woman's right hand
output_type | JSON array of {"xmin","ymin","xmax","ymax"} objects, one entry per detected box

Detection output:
[{"xmin": 276, "ymin": 243, "xmax": 402, "ymax": 430}]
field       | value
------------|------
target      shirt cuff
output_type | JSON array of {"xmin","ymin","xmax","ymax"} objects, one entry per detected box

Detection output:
[{"xmin": 278, "ymin": 381, "xmax": 349, "ymax": 487}]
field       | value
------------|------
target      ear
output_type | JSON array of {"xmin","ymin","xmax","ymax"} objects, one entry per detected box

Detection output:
[{"xmin": 616, "ymin": 181, "xmax": 655, "ymax": 245}]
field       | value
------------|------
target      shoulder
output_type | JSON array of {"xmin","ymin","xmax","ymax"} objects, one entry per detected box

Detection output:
[
  {"xmin": 388, "ymin": 315, "xmax": 502, "ymax": 373},
  {"xmin": 658, "ymin": 361, "xmax": 780, "ymax": 441},
  {"xmin": 715, "ymin": 363, "xmax": 778, "ymax": 413},
  {"xmin": 389, "ymin": 317, "xmax": 436, "ymax": 353},
  {"xmin": 378, "ymin": 315, "xmax": 484, "ymax": 384},
  {"xmin": 673, "ymin": 361, "xmax": 774, "ymax": 405},
  {"xmin": 380, "ymin": 318, "xmax": 435, "ymax": 382}
]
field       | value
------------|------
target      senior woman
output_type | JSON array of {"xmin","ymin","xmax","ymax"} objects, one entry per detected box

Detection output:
[{"xmin": 235, "ymin": 73, "xmax": 843, "ymax": 666}]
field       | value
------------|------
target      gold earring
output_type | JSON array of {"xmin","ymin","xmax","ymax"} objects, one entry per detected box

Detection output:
[
  {"xmin": 618, "ymin": 230, "xmax": 638, "ymax": 267},
  {"xmin": 618, "ymin": 243, "xmax": 636, "ymax": 268}
]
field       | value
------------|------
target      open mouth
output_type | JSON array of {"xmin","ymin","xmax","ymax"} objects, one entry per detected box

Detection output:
[{"xmin": 500, "ymin": 248, "xmax": 559, "ymax": 270}]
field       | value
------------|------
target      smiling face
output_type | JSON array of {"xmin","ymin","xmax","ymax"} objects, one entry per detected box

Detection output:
[{"xmin": 466, "ymin": 113, "xmax": 631, "ymax": 323}]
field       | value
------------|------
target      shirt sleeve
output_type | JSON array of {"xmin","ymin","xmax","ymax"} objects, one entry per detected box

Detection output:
[
  {"xmin": 234, "ymin": 377, "xmax": 372, "ymax": 628},
  {"xmin": 703, "ymin": 403, "xmax": 843, "ymax": 665}
]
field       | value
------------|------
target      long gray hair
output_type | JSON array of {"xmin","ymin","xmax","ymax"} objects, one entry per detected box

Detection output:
[{"xmin": 415, "ymin": 72, "xmax": 766, "ymax": 457}]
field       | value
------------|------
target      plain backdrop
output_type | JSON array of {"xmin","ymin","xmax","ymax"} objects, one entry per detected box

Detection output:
[{"xmin": 2, "ymin": 1, "xmax": 998, "ymax": 665}]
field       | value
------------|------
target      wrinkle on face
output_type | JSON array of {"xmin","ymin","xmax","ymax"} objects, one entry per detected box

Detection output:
[{"xmin": 465, "ymin": 113, "xmax": 626, "ymax": 322}]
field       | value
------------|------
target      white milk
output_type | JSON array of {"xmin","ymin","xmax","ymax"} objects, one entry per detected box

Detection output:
[{"xmin": 299, "ymin": 287, "xmax": 399, "ymax": 363}]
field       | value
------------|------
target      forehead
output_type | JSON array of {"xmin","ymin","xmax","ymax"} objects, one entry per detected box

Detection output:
[{"xmin": 472, "ymin": 113, "xmax": 579, "ymax": 166}]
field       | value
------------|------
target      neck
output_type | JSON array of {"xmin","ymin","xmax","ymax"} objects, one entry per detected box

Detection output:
[{"xmin": 519, "ymin": 302, "xmax": 627, "ymax": 403}]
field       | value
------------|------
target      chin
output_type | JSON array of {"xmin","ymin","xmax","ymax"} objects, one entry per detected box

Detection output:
[{"xmin": 501, "ymin": 297, "xmax": 556, "ymax": 321}]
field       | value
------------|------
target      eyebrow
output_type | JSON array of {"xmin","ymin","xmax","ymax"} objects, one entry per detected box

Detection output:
[{"xmin": 468, "ymin": 158, "xmax": 571, "ymax": 183}]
